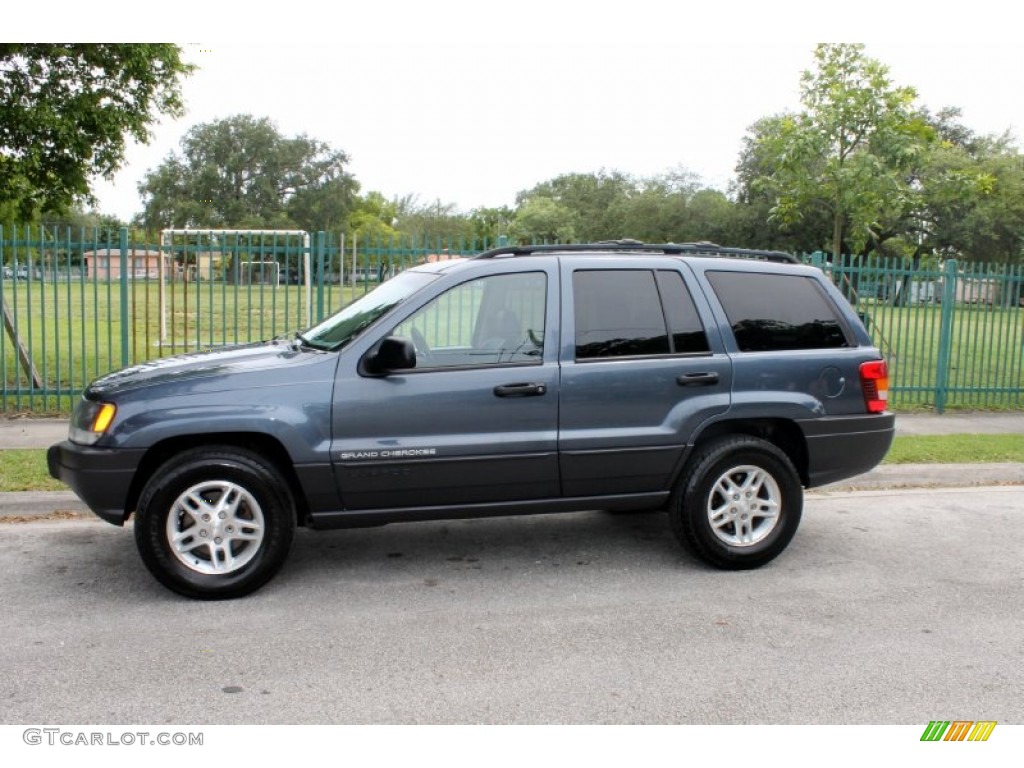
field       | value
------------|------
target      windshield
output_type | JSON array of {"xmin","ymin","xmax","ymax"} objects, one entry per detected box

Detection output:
[{"xmin": 301, "ymin": 270, "xmax": 439, "ymax": 350}]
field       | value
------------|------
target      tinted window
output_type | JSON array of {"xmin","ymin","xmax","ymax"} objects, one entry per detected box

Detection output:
[
  {"xmin": 656, "ymin": 270, "xmax": 711, "ymax": 354},
  {"xmin": 707, "ymin": 271, "xmax": 849, "ymax": 352},
  {"xmin": 574, "ymin": 270, "xmax": 670, "ymax": 359}
]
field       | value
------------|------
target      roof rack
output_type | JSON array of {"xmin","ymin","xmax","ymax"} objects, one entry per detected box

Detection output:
[{"xmin": 472, "ymin": 240, "xmax": 799, "ymax": 264}]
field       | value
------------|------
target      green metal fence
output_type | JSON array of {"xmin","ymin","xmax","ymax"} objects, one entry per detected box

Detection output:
[
  {"xmin": 0, "ymin": 226, "xmax": 498, "ymax": 413},
  {"xmin": 815, "ymin": 254, "xmax": 1024, "ymax": 411},
  {"xmin": 3, "ymin": 227, "xmax": 1023, "ymax": 413}
]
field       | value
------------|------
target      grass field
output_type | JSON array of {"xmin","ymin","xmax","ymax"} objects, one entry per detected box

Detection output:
[
  {"xmin": 861, "ymin": 298, "xmax": 1024, "ymax": 410},
  {"xmin": 0, "ymin": 449, "xmax": 65, "ymax": 491},
  {"xmin": 883, "ymin": 433, "xmax": 1024, "ymax": 463},
  {"xmin": 1, "ymin": 279, "xmax": 372, "ymax": 412}
]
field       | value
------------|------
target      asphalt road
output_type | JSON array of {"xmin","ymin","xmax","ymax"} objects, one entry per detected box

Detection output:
[{"xmin": 0, "ymin": 485, "xmax": 1021, "ymax": 725}]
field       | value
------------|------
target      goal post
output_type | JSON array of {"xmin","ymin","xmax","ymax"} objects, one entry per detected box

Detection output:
[{"xmin": 158, "ymin": 229, "xmax": 311, "ymax": 346}]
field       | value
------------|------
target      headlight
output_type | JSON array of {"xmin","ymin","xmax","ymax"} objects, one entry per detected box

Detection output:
[{"xmin": 69, "ymin": 399, "xmax": 118, "ymax": 445}]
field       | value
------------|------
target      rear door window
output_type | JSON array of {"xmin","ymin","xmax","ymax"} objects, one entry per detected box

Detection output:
[
  {"xmin": 573, "ymin": 269, "xmax": 710, "ymax": 359},
  {"xmin": 656, "ymin": 270, "xmax": 711, "ymax": 354}
]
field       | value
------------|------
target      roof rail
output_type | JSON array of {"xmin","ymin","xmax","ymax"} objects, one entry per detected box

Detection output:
[{"xmin": 472, "ymin": 240, "xmax": 799, "ymax": 264}]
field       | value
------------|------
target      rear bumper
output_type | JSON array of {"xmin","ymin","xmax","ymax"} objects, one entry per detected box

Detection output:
[
  {"xmin": 47, "ymin": 441, "xmax": 145, "ymax": 526},
  {"xmin": 798, "ymin": 413, "xmax": 896, "ymax": 487}
]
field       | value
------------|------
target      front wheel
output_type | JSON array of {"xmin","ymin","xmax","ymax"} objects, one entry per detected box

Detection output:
[
  {"xmin": 669, "ymin": 436, "xmax": 803, "ymax": 570},
  {"xmin": 134, "ymin": 447, "xmax": 296, "ymax": 599}
]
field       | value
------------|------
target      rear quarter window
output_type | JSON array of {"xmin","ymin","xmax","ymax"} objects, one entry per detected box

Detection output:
[{"xmin": 707, "ymin": 271, "xmax": 850, "ymax": 352}]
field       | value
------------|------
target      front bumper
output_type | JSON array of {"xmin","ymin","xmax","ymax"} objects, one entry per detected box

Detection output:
[
  {"xmin": 47, "ymin": 441, "xmax": 146, "ymax": 526},
  {"xmin": 799, "ymin": 412, "xmax": 897, "ymax": 488}
]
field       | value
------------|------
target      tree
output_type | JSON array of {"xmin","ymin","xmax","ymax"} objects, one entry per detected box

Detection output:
[
  {"xmin": 137, "ymin": 114, "xmax": 358, "ymax": 232},
  {"xmin": 348, "ymin": 191, "xmax": 402, "ymax": 242},
  {"xmin": 855, "ymin": 107, "xmax": 1024, "ymax": 266},
  {"xmin": 467, "ymin": 206, "xmax": 514, "ymax": 244},
  {"xmin": 919, "ymin": 130, "xmax": 1024, "ymax": 263},
  {"xmin": 684, "ymin": 189, "xmax": 738, "ymax": 245},
  {"xmin": 513, "ymin": 168, "xmax": 742, "ymax": 246},
  {"xmin": 610, "ymin": 169, "xmax": 693, "ymax": 243},
  {"xmin": 617, "ymin": 168, "xmax": 743, "ymax": 244},
  {"xmin": 509, "ymin": 197, "xmax": 576, "ymax": 243},
  {"xmin": 0, "ymin": 44, "xmax": 193, "ymax": 218},
  {"xmin": 755, "ymin": 44, "xmax": 935, "ymax": 258},
  {"xmin": 38, "ymin": 207, "xmax": 127, "ymax": 248},
  {"xmin": 516, "ymin": 171, "xmax": 635, "ymax": 241},
  {"xmin": 391, "ymin": 195, "xmax": 475, "ymax": 246},
  {"xmin": 732, "ymin": 115, "xmax": 833, "ymax": 252}
]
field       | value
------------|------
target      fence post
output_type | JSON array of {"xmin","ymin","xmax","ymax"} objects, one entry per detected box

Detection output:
[
  {"xmin": 316, "ymin": 231, "xmax": 326, "ymax": 322},
  {"xmin": 119, "ymin": 227, "xmax": 130, "ymax": 369},
  {"xmin": 935, "ymin": 259, "xmax": 958, "ymax": 413}
]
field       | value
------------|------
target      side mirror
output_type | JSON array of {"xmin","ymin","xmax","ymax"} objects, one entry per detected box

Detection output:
[{"xmin": 363, "ymin": 336, "xmax": 416, "ymax": 375}]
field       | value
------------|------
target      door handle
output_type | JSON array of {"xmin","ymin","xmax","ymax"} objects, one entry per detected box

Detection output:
[
  {"xmin": 494, "ymin": 382, "xmax": 547, "ymax": 397},
  {"xmin": 677, "ymin": 372, "xmax": 720, "ymax": 386}
]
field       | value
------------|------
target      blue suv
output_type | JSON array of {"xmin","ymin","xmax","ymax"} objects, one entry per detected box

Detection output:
[{"xmin": 49, "ymin": 241, "xmax": 895, "ymax": 598}]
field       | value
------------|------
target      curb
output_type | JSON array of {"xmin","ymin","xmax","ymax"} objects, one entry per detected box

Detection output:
[
  {"xmin": 0, "ymin": 491, "xmax": 89, "ymax": 519},
  {"xmin": 810, "ymin": 462, "xmax": 1024, "ymax": 493}
]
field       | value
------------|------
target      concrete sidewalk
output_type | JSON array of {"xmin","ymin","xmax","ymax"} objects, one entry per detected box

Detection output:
[
  {"xmin": 890, "ymin": 412, "xmax": 1024, "ymax": 436},
  {"xmin": 2, "ymin": 413, "xmax": 1023, "ymax": 518},
  {"xmin": 0, "ymin": 418, "xmax": 70, "ymax": 450}
]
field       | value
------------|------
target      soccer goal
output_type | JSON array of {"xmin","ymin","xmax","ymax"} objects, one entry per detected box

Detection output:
[{"xmin": 158, "ymin": 229, "xmax": 311, "ymax": 347}]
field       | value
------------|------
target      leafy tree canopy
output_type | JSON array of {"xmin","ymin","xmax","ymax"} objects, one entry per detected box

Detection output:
[
  {"xmin": 512, "ymin": 167, "xmax": 743, "ymax": 245},
  {"xmin": 348, "ymin": 191, "xmax": 402, "ymax": 242},
  {"xmin": 391, "ymin": 195, "xmax": 477, "ymax": 246},
  {"xmin": 137, "ymin": 114, "xmax": 358, "ymax": 233},
  {"xmin": 516, "ymin": 170, "xmax": 634, "ymax": 241},
  {"xmin": 913, "ymin": 112, "xmax": 1024, "ymax": 263},
  {"xmin": 0, "ymin": 44, "xmax": 193, "ymax": 218},
  {"xmin": 510, "ymin": 196, "xmax": 577, "ymax": 244},
  {"xmin": 467, "ymin": 205, "xmax": 514, "ymax": 244},
  {"xmin": 752, "ymin": 43, "xmax": 936, "ymax": 258}
]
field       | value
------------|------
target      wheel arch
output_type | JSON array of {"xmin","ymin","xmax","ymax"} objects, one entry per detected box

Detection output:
[
  {"xmin": 125, "ymin": 433, "xmax": 309, "ymax": 525},
  {"xmin": 681, "ymin": 418, "xmax": 809, "ymax": 487}
]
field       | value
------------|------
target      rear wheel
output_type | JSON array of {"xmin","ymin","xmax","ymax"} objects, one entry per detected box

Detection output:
[
  {"xmin": 134, "ymin": 447, "xmax": 296, "ymax": 599},
  {"xmin": 669, "ymin": 436, "xmax": 802, "ymax": 569}
]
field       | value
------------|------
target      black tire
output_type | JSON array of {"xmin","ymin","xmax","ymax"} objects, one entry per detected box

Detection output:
[
  {"xmin": 134, "ymin": 447, "xmax": 296, "ymax": 599},
  {"xmin": 669, "ymin": 436, "xmax": 802, "ymax": 570}
]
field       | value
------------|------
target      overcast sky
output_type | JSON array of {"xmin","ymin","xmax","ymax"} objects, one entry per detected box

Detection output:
[{"xmin": 45, "ymin": 1, "xmax": 1024, "ymax": 222}]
